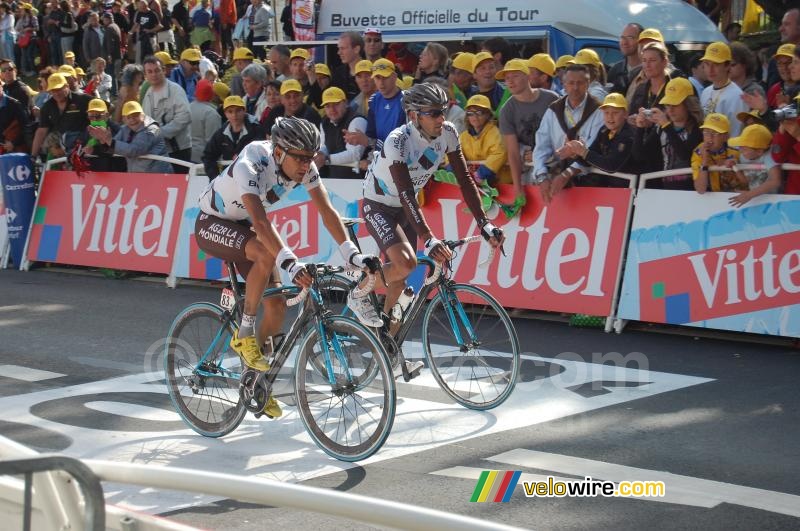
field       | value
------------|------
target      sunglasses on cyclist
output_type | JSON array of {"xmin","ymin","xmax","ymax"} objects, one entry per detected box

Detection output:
[
  {"xmin": 417, "ymin": 108, "xmax": 446, "ymax": 118},
  {"xmin": 285, "ymin": 150, "xmax": 316, "ymax": 164}
]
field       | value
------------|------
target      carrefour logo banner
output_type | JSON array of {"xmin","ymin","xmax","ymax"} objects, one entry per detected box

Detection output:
[
  {"xmin": 26, "ymin": 171, "xmax": 188, "ymax": 273},
  {"xmin": 0, "ymin": 153, "xmax": 35, "ymax": 266},
  {"xmin": 617, "ymin": 190, "xmax": 800, "ymax": 337}
]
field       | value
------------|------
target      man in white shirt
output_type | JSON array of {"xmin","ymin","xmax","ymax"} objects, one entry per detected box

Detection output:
[
  {"xmin": 699, "ymin": 41, "xmax": 748, "ymax": 137},
  {"xmin": 533, "ymin": 64, "xmax": 605, "ymax": 204}
]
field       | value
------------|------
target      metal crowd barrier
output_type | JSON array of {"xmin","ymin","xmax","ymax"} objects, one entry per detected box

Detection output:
[{"xmin": 0, "ymin": 435, "xmax": 520, "ymax": 531}]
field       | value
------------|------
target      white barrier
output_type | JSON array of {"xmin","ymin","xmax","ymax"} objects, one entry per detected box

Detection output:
[{"xmin": 0, "ymin": 436, "xmax": 520, "ymax": 531}]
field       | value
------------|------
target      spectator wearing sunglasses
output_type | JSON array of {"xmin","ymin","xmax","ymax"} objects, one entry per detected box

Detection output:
[
  {"xmin": 169, "ymin": 48, "xmax": 201, "ymax": 102},
  {"xmin": 363, "ymin": 28, "xmax": 383, "ymax": 62}
]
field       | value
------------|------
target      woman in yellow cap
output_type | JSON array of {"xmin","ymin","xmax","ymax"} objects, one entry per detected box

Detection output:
[
  {"xmin": 459, "ymin": 94, "xmax": 509, "ymax": 187},
  {"xmin": 632, "ymin": 76, "xmax": 703, "ymax": 189}
]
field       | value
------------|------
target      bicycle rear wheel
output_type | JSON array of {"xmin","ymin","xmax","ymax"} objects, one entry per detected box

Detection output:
[
  {"xmin": 294, "ymin": 316, "xmax": 395, "ymax": 461},
  {"xmin": 421, "ymin": 284, "xmax": 520, "ymax": 410},
  {"xmin": 164, "ymin": 303, "xmax": 246, "ymax": 437}
]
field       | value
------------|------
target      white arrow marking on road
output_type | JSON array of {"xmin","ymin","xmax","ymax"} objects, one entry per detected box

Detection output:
[{"xmin": 473, "ymin": 449, "xmax": 800, "ymax": 517}]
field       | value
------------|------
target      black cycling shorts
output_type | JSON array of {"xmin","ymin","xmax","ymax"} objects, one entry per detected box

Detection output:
[{"xmin": 361, "ymin": 198, "xmax": 418, "ymax": 255}]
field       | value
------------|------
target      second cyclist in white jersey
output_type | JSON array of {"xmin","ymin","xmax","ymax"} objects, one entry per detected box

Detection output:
[
  {"xmin": 196, "ymin": 117, "xmax": 379, "ymax": 418},
  {"xmin": 349, "ymin": 83, "xmax": 505, "ymax": 327}
]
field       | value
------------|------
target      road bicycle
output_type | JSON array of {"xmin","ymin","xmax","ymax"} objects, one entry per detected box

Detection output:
[
  {"xmin": 164, "ymin": 261, "xmax": 396, "ymax": 462},
  {"xmin": 320, "ymin": 219, "xmax": 521, "ymax": 410}
]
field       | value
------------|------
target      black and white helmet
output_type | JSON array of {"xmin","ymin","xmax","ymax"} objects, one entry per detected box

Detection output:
[
  {"xmin": 271, "ymin": 116, "xmax": 321, "ymax": 153},
  {"xmin": 403, "ymin": 82, "xmax": 449, "ymax": 113}
]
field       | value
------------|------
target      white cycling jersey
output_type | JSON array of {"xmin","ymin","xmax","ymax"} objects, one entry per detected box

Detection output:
[
  {"xmin": 198, "ymin": 140, "xmax": 320, "ymax": 221},
  {"xmin": 363, "ymin": 121, "xmax": 460, "ymax": 207}
]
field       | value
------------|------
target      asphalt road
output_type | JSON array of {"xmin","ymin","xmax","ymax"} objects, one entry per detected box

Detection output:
[{"xmin": 1, "ymin": 268, "xmax": 799, "ymax": 530}]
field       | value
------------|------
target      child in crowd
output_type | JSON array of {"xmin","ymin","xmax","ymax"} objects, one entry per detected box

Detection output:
[
  {"xmin": 563, "ymin": 92, "xmax": 635, "ymax": 187},
  {"xmin": 459, "ymin": 94, "xmax": 509, "ymax": 186},
  {"xmin": 726, "ymin": 124, "xmax": 781, "ymax": 207},
  {"xmin": 692, "ymin": 113, "xmax": 742, "ymax": 193}
]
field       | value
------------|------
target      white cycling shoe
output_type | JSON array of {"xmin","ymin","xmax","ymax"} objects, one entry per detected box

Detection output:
[{"xmin": 347, "ymin": 291, "xmax": 383, "ymax": 328}]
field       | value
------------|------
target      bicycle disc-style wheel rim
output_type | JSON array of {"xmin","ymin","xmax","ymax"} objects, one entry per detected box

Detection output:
[
  {"xmin": 422, "ymin": 284, "xmax": 520, "ymax": 410},
  {"xmin": 165, "ymin": 304, "xmax": 246, "ymax": 437},
  {"xmin": 295, "ymin": 316, "xmax": 395, "ymax": 461}
]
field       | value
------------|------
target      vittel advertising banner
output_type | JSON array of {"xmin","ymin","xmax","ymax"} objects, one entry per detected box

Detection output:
[
  {"xmin": 617, "ymin": 190, "xmax": 800, "ymax": 337},
  {"xmin": 421, "ymin": 183, "xmax": 633, "ymax": 316},
  {"xmin": 26, "ymin": 171, "xmax": 188, "ymax": 273}
]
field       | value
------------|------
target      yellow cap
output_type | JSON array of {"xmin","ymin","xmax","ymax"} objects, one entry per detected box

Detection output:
[
  {"xmin": 528, "ymin": 53, "xmax": 555, "ymax": 77},
  {"xmin": 701, "ymin": 113, "xmax": 730, "ymax": 134},
  {"xmin": 223, "ymin": 95, "xmax": 245, "ymax": 109},
  {"xmin": 314, "ymin": 63, "xmax": 331, "ymax": 77},
  {"xmin": 472, "ymin": 51, "xmax": 494, "ymax": 71},
  {"xmin": 355, "ymin": 59, "xmax": 373, "ymax": 75},
  {"xmin": 659, "ymin": 77, "xmax": 694, "ymax": 105},
  {"xmin": 87, "ymin": 98, "xmax": 107, "ymax": 113},
  {"xmin": 233, "ymin": 47, "xmax": 255, "ymax": 61},
  {"xmin": 599, "ymin": 92, "xmax": 628, "ymax": 110},
  {"xmin": 795, "ymin": 92, "xmax": 800, "ymax": 101},
  {"xmin": 773, "ymin": 43, "xmax": 796, "ymax": 59},
  {"xmin": 155, "ymin": 51, "xmax": 178, "ymax": 66},
  {"xmin": 181, "ymin": 48, "xmax": 202, "ymax": 62},
  {"xmin": 290, "ymin": 48, "xmax": 310, "ymax": 61},
  {"xmin": 555, "ymin": 55, "xmax": 574, "ymax": 70},
  {"xmin": 700, "ymin": 41, "xmax": 732, "ymax": 63},
  {"xmin": 465, "ymin": 94, "xmax": 492, "ymax": 111},
  {"xmin": 451, "ymin": 52, "xmax": 476, "ymax": 74},
  {"xmin": 46, "ymin": 73, "xmax": 67, "ymax": 91},
  {"xmin": 64, "ymin": 51, "xmax": 75, "ymax": 59},
  {"xmin": 638, "ymin": 28, "xmax": 664, "ymax": 43},
  {"xmin": 397, "ymin": 75, "xmax": 414, "ymax": 90},
  {"xmin": 321, "ymin": 86, "xmax": 346, "ymax": 106},
  {"xmin": 728, "ymin": 124, "xmax": 773, "ymax": 150},
  {"xmin": 214, "ymin": 81, "xmax": 230, "ymax": 100},
  {"xmin": 736, "ymin": 109, "xmax": 764, "ymax": 124},
  {"xmin": 121, "ymin": 101, "xmax": 143, "ymax": 117},
  {"xmin": 280, "ymin": 79, "xmax": 303, "ymax": 94},
  {"xmin": 371, "ymin": 58, "xmax": 396, "ymax": 78},
  {"xmin": 75, "ymin": 67, "xmax": 85, "ymax": 76},
  {"xmin": 573, "ymin": 48, "xmax": 601, "ymax": 67},
  {"xmin": 495, "ymin": 58, "xmax": 530, "ymax": 80},
  {"xmin": 57, "ymin": 64, "xmax": 76, "ymax": 78}
]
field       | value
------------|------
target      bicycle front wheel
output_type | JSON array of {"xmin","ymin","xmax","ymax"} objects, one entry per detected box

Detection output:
[
  {"xmin": 164, "ymin": 303, "xmax": 246, "ymax": 437},
  {"xmin": 294, "ymin": 316, "xmax": 395, "ymax": 462},
  {"xmin": 421, "ymin": 284, "xmax": 520, "ymax": 410}
]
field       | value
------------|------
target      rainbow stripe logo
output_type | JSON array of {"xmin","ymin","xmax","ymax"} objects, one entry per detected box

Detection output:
[{"xmin": 470, "ymin": 470, "xmax": 521, "ymax": 502}]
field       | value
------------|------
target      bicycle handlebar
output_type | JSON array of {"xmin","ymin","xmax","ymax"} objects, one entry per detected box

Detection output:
[{"xmin": 425, "ymin": 235, "xmax": 497, "ymax": 285}]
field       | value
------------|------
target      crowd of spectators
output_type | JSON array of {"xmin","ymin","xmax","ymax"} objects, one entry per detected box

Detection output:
[{"xmin": 0, "ymin": 1, "xmax": 798, "ymax": 211}]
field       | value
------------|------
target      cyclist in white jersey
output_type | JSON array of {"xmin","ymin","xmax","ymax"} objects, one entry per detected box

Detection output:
[
  {"xmin": 350, "ymin": 83, "xmax": 505, "ymax": 326},
  {"xmin": 196, "ymin": 117, "xmax": 379, "ymax": 418}
]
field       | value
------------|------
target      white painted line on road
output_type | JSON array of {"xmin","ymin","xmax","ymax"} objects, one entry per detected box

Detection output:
[
  {"xmin": 85, "ymin": 402, "xmax": 182, "ymax": 422},
  {"xmin": 487, "ymin": 449, "xmax": 800, "ymax": 517},
  {"xmin": 0, "ymin": 365, "xmax": 66, "ymax": 382}
]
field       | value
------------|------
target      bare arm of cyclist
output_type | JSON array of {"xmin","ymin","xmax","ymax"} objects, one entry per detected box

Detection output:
[
  {"xmin": 308, "ymin": 181, "xmax": 347, "ymax": 245},
  {"xmin": 447, "ymin": 146, "xmax": 487, "ymax": 224}
]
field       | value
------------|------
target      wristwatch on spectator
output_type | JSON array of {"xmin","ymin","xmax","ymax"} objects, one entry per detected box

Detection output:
[{"xmin": 534, "ymin": 173, "xmax": 549, "ymax": 184}]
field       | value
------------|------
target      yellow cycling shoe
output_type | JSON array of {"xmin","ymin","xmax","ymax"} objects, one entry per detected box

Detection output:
[
  {"xmin": 263, "ymin": 395, "xmax": 283, "ymax": 419},
  {"xmin": 230, "ymin": 331, "xmax": 270, "ymax": 372}
]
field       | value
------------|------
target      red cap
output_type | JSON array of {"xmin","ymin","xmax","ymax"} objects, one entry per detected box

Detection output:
[{"xmin": 195, "ymin": 79, "xmax": 214, "ymax": 102}]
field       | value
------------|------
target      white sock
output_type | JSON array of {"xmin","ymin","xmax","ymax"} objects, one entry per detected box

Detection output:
[{"xmin": 239, "ymin": 313, "xmax": 256, "ymax": 338}]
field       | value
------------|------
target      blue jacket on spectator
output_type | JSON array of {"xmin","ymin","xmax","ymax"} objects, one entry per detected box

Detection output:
[
  {"xmin": 112, "ymin": 116, "xmax": 173, "ymax": 173},
  {"xmin": 169, "ymin": 66, "xmax": 199, "ymax": 102}
]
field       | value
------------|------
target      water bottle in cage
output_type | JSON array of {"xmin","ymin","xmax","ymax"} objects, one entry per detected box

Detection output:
[{"xmin": 391, "ymin": 286, "xmax": 415, "ymax": 324}]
